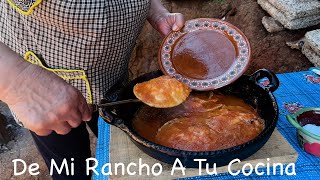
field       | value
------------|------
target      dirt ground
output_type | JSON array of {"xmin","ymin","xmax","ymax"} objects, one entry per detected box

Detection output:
[
  {"xmin": 129, "ymin": 0, "xmax": 319, "ymax": 78},
  {"xmin": 1, "ymin": 0, "xmax": 319, "ymax": 179}
]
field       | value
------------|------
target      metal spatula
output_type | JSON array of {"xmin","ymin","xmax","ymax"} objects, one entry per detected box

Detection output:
[{"xmin": 92, "ymin": 99, "xmax": 141, "ymax": 112}]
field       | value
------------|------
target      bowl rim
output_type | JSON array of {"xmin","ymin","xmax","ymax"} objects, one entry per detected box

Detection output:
[{"xmin": 286, "ymin": 107, "xmax": 320, "ymax": 141}]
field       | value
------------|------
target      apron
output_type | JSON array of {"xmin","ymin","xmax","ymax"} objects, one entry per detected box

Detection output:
[{"xmin": 0, "ymin": 0, "xmax": 150, "ymax": 124}]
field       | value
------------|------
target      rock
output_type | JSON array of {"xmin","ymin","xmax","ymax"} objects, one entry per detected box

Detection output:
[
  {"xmin": 302, "ymin": 29, "xmax": 320, "ymax": 67},
  {"xmin": 305, "ymin": 29, "xmax": 320, "ymax": 56},
  {"xmin": 268, "ymin": 0, "xmax": 320, "ymax": 20},
  {"xmin": 257, "ymin": 0, "xmax": 288, "ymax": 25},
  {"xmin": 302, "ymin": 43, "xmax": 320, "ymax": 67},
  {"xmin": 258, "ymin": 0, "xmax": 320, "ymax": 30},
  {"xmin": 262, "ymin": 16, "xmax": 284, "ymax": 32},
  {"xmin": 286, "ymin": 38, "xmax": 305, "ymax": 50},
  {"xmin": 283, "ymin": 15, "xmax": 320, "ymax": 30}
]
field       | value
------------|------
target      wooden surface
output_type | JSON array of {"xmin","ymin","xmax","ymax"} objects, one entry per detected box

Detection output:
[{"xmin": 109, "ymin": 126, "xmax": 298, "ymax": 180}]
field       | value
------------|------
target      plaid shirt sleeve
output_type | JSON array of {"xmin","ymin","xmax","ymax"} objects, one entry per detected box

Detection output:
[{"xmin": 0, "ymin": 0, "xmax": 150, "ymax": 104}]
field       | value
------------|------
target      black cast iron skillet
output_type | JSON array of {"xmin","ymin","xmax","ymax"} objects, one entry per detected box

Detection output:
[{"xmin": 99, "ymin": 69, "xmax": 279, "ymax": 168}]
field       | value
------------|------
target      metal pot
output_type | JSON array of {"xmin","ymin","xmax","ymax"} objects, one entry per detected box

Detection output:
[{"xmin": 99, "ymin": 69, "xmax": 279, "ymax": 167}]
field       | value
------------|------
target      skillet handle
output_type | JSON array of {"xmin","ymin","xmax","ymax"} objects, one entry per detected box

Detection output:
[
  {"xmin": 249, "ymin": 69, "xmax": 280, "ymax": 92},
  {"xmin": 98, "ymin": 108, "xmax": 120, "ymax": 124},
  {"xmin": 98, "ymin": 99, "xmax": 126, "ymax": 129},
  {"xmin": 99, "ymin": 108, "xmax": 129, "ymax": 131},
  {"xmin": 99, "ymin": 108, "xmax": 114, "ymax": 124}
]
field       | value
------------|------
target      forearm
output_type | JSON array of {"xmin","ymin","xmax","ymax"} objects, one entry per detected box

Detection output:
[
  {"xmin": 148, "ymin": 0, "xmax": 169, "ymax": 24},
  {"xmin": 0, "ymin": 42, "xmax": 31, "ymax": 100}
]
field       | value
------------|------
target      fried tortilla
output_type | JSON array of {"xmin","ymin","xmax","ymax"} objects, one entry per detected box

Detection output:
[{"xmin": 133, "ymin": 76, "xmax": 191, "ymax": 108}]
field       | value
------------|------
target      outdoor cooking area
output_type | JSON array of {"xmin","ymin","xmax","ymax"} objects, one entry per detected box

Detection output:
[{"xmin": 0, "ymin": 0, "xmax": 320, "ymax": 179}]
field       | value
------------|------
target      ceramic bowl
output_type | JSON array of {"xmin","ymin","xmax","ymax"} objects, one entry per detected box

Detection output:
[
  {"xmin": 158, "ymin": 18, "xmax": 251, "ymax": 91},
  {"xmin": 286, "ymin": 108, "xmax": 320, "ymax": 157}
]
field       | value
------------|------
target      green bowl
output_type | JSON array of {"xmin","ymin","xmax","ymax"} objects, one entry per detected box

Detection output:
[{"xmin": 286, "ymin": 107, "xmax": 320, "ymax": 157}]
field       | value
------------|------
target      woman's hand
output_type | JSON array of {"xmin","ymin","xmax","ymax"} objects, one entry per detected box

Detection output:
[
  {"xmin": 148, "ymin": 0, "xmax": 185, "ymax": 37},
  {"xmin": 1, "ymin": 64, "xmax": 92, "ymax": 136},
  {"xmin": 149, "ymin": 12, "xmax": 185, "ymax": 37}
]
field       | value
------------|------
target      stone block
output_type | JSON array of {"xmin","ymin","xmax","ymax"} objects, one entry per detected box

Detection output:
[
  {"xmin": 305, "ymin": 29, "xmax": 320, "ymax": 56},
  {"xmin": 302, "ymin": 43, "xmax": 320, "ymax": 67},
  {"xmin": 262, "ymin": 16, "xmax": 285, "ymax": 32},
  {"xmin": 267, "ymin": 0, "xmax": 320, "ymax": 20},
  {"xmin": 258, "ymin": 0, "xmax": 320, "ymax": 29}
]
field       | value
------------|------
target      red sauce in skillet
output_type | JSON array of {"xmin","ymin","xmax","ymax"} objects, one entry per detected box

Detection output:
[{"xmin": 132, "ymin": 92, "xmax": 264, "ymax": 151}]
